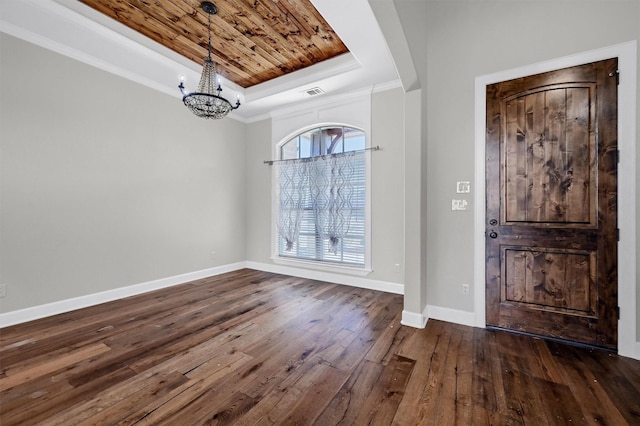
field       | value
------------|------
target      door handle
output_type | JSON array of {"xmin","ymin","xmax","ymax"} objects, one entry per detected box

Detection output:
[{"xmin": 489, "ymin": 231, "xmax": 498, "ymax": 239}]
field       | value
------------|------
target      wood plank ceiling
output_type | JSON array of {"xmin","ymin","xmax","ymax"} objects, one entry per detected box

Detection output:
[{"xmin": 78, "ymin": 0, "xmax": 350, "ymax": 88}]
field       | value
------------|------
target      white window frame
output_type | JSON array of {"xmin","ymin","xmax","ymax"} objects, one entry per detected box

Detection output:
[{"xmin": 271, "ymin": 122, "xmax": 372, "ymax": 276}]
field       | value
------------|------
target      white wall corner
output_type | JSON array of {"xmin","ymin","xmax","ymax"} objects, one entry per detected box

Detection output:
[
  {"xmin": 0, "ymin": 262, "xmax": 247, "ymax": 328},
  {"xmin": 401, "ymin": 309, "xmax": 427, "ymax": 328}
]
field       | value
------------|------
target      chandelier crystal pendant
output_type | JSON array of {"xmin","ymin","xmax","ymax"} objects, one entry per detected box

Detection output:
[{"xmin": 178, "ymin": 1, "xmax": 240, "ymax": 119}]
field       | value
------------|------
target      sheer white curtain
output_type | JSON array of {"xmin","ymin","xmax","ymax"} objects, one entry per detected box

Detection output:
[
  {"xmin": 276, "ymin": 150, "xmax": 364, "ymax": 254},
  {"xmin": 275, "ymin": 157, "xmax": 310, "ymax": 251},
  {"xmin": 313, "ymin": 151, "xmax": 359, "ymax": 253}
]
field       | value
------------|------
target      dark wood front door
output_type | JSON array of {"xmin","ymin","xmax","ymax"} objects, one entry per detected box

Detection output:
[{"xmin": 485, "ymin": 58, "xmax": 619, "ymax": 350}]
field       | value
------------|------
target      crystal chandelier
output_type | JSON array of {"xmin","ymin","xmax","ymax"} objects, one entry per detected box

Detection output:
[{"xmin": 178, "ymin": 2, "xmax": 240, "ymax": 119}]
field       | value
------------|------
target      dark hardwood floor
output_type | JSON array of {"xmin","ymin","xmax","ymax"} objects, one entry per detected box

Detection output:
[{"xmin": 1, "ymin": 269, "xmax": 639, "ymax": 425}]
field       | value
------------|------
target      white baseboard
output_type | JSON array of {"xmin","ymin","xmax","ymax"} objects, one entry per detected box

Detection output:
[
  {"xmin": 401, "ymin": 310, "xmax": 427, "ymax": 328},
  {"xmin": 0, "ymin": 261, "xmax": 403, "ymax": 329},
  {"xmin": 0, "ymin": 262, "xmax": 246, "ymax": 328},
  {"xmin": 426, "ymin": 304, "xmax": 476, "ymax": 328},
  {"xmin": 245, "ymin": 261, "xmax": 404, "ymax": 295},
  {"xmin": 401, "ymin": 304, "xmax": 477, "ymax": 330}
]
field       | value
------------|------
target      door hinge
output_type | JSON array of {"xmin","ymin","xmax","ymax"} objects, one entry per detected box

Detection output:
[
  {"xmin": 616, "ymin": 228, "xmax": 620, "ymax": 241},
  {"xmin": 615, "ymin": 149, "xmax": 620, "ymax": 164},
  {"xmin": 616, "ymin": 306, "xmax": 620, "ymax": 320},
  {"xmin": 609, "ymin": 69, "xmax": 620, "ymax": 85}
]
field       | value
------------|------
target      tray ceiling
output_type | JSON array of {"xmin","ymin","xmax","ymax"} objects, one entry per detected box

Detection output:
[
  {"xmin": 0, "ymin": 0, "xmax": 400, "ymax": 121},
  {"xmin": 78, "ymin": 0, "xmax": 350, "ymax": 88}
]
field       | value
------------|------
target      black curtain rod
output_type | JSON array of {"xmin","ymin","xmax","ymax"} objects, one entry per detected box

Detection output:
[{"xmin": 263, "ymin": 146, "xmax": 381, "ymax": 165}]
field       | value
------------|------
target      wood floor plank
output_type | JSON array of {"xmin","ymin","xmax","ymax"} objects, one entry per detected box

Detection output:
[
  {"xmin": 351, "ymin": 354, "xmax": 415, "ymax": 425},
  {"xmin": 128, "ymin": 320, "xmax": 257, "ymax": 375},
  {"xmin": 1, "ymin": 365, "xmax": 137, "ymax": 425},
  {"xmin": 203, "ymin": 391, "xmax": 258, "ymax": 425},
  {"xmin": 0, "ymin": 377, "xmax": 75, "ymax": 417},
  {"xmin": 500, "ymin": 366, "xmax": 560, "ymax": 424},
  {"xmin": 0, "ymin": 269, "xmax": 638, "ymax": 426},
  {"xmin": 391, "ymin": 320, "xmax": 454, "ymax": 425},
  {"xmin": 312, "ymin": 359, "xmax": 384, "ymax": 425},
  {"xmin": 0, "ymin": 343, "xmax": 110, "ymax": 392},
  {"xmin": 452, "ymin": 326, "xmax": 474, "ymax": 424},
  {"xmin": 44, "ymin": 370, "xmax": 190, "ymax": 425},
  {"xmin": 230, "ymin": 329, "xmax": 324, "ymax": 400},
  {"xmin": 364, "ymin": 312, "xmax": 413, "ymax": 365},
  {"xmin": 546, "ymin": 341, "xmax": 634, "ymax": 425},
  {"xmin": 247, "ymin": 356, "xmax": 334, "ymax": 424},
  {"xmin": 426, "ymin": 323, "xmax": 466, "ymax": 425},
  {"xmin": 134, "ymin": 352, "xmax": 254, "ymax": 425},
  {"xmin": 574, "ymin": 347, "xmax": 640, "ymax": 423},
  {"xmin": 476, "ymin": 328, "xmax": 513, "ymax": 421},
  {"xmin": 233, "ymin": 356, "xmax": 331, "ymax": 425},
  {"xmin": 276, "ymin": 363, "xmax": 348, "ymax": 424}
]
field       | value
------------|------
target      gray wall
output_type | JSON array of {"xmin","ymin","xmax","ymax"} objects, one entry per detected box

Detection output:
[
  {"xmin": 0, "ymin": 33, "xmax": 247, "ymax": 313},
  {"xmin": 244, "ymin": 118, "xmax": 272, "ymax": 263},
  {"xmin": 370, "ymin": 88, "xmax": 406, "ymax": 282}
]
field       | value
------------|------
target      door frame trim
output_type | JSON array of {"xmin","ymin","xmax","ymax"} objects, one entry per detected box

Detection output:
[{"xmin": 473, "ymin": 41, "xmax": 638, "ymax": 359}]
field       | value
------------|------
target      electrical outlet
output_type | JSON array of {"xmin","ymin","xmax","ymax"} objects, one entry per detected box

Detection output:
[
  {"xmin": 462, "ymin": 284, "xmax": 470, "ymax": 296},
  {"xmin": 0, "ymin": 284, "xmax": 7, "ymax": 298},
  {"xmin": 393, "ymin": 263, "xmax": 401, "ymax": 273}
]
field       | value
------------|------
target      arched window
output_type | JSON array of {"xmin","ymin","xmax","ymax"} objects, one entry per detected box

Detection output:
[{"xmin": 274, "ymin": 125, "xmax": 369, "ymax": 269}]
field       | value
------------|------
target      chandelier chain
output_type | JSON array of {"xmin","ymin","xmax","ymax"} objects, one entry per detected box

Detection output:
[{"xmin": 207, "ymin": 10, "xmax": 212, "ymax": 61}]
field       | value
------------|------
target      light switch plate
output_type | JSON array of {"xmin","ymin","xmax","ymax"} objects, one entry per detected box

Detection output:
[
  {"xmin": 456, "ymin": 181, "xmax": 471, "ymax": 193},
  {"xmin": 452, "ymin": 199, "xmax": 469, "ymax": 211}
]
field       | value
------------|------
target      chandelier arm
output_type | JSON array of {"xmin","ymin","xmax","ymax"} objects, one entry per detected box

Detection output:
[{"xmin": 178, "ymin": 81, "xmax": 188, "ymax": 96}]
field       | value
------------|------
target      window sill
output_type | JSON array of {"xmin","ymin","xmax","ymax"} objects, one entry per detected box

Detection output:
[{"xmin": 271, "ymin": 257, "xmax": 372, "ymax": 277}]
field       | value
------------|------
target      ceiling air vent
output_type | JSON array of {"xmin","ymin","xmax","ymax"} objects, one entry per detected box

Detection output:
[{"xmin": 303, "ymin": 87, "xmax": 324, "ymax": 96}]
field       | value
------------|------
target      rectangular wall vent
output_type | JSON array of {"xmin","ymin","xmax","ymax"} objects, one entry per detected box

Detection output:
[{"xmin": 303, "ymin": 87, "xmax": 324, "ymax": 96}]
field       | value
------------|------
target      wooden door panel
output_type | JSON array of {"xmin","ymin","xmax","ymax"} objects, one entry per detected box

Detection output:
[
  {"xmin": 504, "ymin": 85, "xmax": 596, "ymax": 225},
  {"xmin": 486, "ymin": 58, "xmax": 618, "ymax": 349},
  {"xmin": 503, "ymin": 247, "xmax": 596, "ymax": 315}
]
